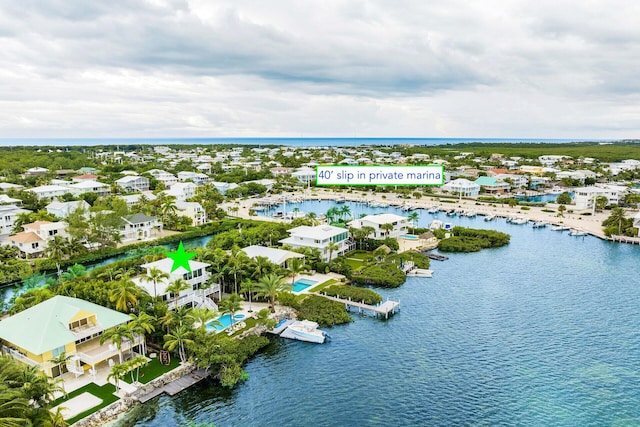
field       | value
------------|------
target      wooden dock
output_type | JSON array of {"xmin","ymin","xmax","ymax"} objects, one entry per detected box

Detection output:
[
  {"xmin": 610, "ymin": 235, "xmax": 640, "ymax": 245},
  {"xmin": 136, "ymin": 368, "xmax": 209, "ymax": 402},
  {"xmin": 315, "ymin": 293, "xmax": 400, "ymax": 319}
]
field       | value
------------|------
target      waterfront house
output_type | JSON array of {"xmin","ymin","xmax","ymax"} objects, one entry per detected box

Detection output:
[
  {"xmin": 475, "ymin": 176, "xmax": 511, "ymax": 194},
  {"xmin": 8, "ymin": 220, "xmax": 69, "ymax": 257},
  {"xmin": 46, "ymin": 200, "xmax": 91, "ymax": 219},
  {"xmin": 175, "ymin": 201, "xmax": 207, "ymax": 225},
  {"xmin": 573, "ymin": 185, "xmax": 629, "ymax": 210},
  {"xmin": 442, "ymin": 179, "xmax": 481, "ymax": 197},
  {"xmin": 120, "ymin": 213, "xmax": 162, "ymax": 242},
  {"xmin": 348, "ymin": 214, "xmax": 409, "ymax": 239},
  {"xmin": 132, "ymin": 257, "xmax": 219, "ymax": 309},
  {"xmin": 292, "ymin": 168, "xmax": 316, "ymax": 184},
  {"xmin": 116, "ymin": 175, "xmax": 150, "ymax": 192},
  {"xmin": 280, "ymin": 225, "xmax": 354, "ymax": 262},
  {"xmin": 241, "ymin": 245, "xmax": 305, "ymax": 268},
  {"xmin": 0, "ymin": 204, "xmax": 32, "ymax": 239},
  {"xmin": 0, "ymin": 295, "xmax": 139, "ymax": 378}
]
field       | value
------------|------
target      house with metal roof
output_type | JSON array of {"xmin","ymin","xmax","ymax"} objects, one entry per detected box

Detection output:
[
  {"xmin": 241, "ymin": 245, "xmax": 305, "ymax": 267},
  {"xmin": 474, "ymin": 176, "xmax": 511, "ymax": 194},
  {"xmin": 280, "ymin": 225, "xmax": 354, "ymax": 262},
  {"xmin": 120, "ymin": 213, "xmax": 162, "ymax": 242},
  {"xmin": 0, "ymin": 296, "xmax": 139, "ymax": 378},
  {"xmin": 348, "ymin": 213, "xmax": 408, "ymax": 239},
  {"xmin": 132, "ymin": 257, "xmax": 219, "ymax": 310}
]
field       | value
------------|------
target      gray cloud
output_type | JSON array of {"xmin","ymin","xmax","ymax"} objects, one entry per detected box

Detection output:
[{"xmin": 0, "ymin": 0, "xmax": 638, "ymax": 138}]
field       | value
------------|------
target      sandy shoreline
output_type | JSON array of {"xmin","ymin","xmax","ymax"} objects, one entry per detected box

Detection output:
[{"xmin": 225, "ymin": 188, "xmax": 618, "ymax": 240}]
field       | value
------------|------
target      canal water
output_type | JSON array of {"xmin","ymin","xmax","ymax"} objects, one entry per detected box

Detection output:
[{"xmin": 108, "ymin": 201, "xmax": 639, "ymax": 425}]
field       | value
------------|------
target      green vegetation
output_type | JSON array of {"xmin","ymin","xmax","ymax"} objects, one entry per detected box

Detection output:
[
  {"xmin": 438, "ymin": 227, "xmax": 510, "ymax": 253},
  {"xmin": 307, "ymin": 278, "xmax": 338, "ymax": 293},
  {"xmin": 386, "ymin": 251, "xmax": 430, "ymax": 269},
  {"xmin": 122, "ymin": 357, "xmax": 180, "ymax": 384},
  {"xmin": 322, "ymin": 285, "xmax": 382, "ymax": 305},
  {"xmin": 556, "ymin": 192, "xmax": 572, "ymax": 205},
  {"xmin": 51, "ymin": 382, "xmax": 119, "ymax": 425},
  {"xmin": 351, "ymin": 262, "xmax": 406, "ymax": 288},
  {"xmin": 602, "ymin": 207, "xmax": 638, "ymax": 237},
  {"xmin": 297, "ymin": 295, "xmax": 353, "ymax": 326}
]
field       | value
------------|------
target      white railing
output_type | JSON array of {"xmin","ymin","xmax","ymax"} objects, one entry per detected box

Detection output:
[
  {"xmin": 76, "ymin": 334, "xmax": 144, "ymax": 365},
  {"xmin": 70, "ymin": 322, "xmax": 103, "ymax": 341},
  {"xmin": 2, "ymin": 346, "xmax": 40, "ymax": 367}
]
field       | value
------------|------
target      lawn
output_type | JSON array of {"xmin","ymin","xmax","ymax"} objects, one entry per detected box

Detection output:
[
  {"xmin": 122, "ymin": 357, "xmax": 180, "ymax": 385},
  {"xmin": 308, "ymin": 279, "xmax": 339, "ymax": 293},
  {"xmin": 230, "ymin": 316, "xmax": 258, "ymax": 337},
  {"xmin": 53, "ymin": 382, "xmax": 118, "ymax": 425}
]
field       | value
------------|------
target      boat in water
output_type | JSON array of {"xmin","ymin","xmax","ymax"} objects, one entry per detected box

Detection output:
[
  {"xmin": 484, "ymin": 214, "xmax": 496, "ymax": 221},
  {"xmin": 569, "ymin": 229, "xmax": 587, "ymax": 236},
  {"xmin": 533, "ymin": 221, "xmax": 549, "ymax": 228},
  {"xmin": 280, "ymin": 320, "xmax": 327, "ymax": 344}
]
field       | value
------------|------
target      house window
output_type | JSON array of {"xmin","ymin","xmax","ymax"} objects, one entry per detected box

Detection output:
[
  {"xmin": 52, "ymin": 345, "xmax": 66, "ymax": 358},
  {"xmin": 31, "ymin": 243, "xmax": 39, "ymax": 249},
  {"xmin": 48, "ymin": 230, "xmax": 58, "ymax": 236}
]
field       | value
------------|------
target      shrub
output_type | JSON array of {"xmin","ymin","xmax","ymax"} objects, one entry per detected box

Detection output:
[
  {"xmin": 351, "ymin": 263, "xmax": 406, "ymax": 288},
  {"xmin": 322, "ymin": 285, "xmax": 382, "ymax": 305},
  {"xmin": 297, "ymin": 295, "xmax": 353, "ymax": 326}
]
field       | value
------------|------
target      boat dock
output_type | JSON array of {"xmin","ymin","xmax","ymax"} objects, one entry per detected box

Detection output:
[
  {"xmin": 137, "ymin": 368, "xmax": 209, "ymax": 403},
  {"xmin": 425, "ymin": 253, "xmax": 449, "ymax": 261},
  {"xmin": 610, "ymin": 235, "xmax": 640, "ymax": 245},
  {"xmin": 315, "ymin": 293, "xmax": 400, "ymax": 319}
]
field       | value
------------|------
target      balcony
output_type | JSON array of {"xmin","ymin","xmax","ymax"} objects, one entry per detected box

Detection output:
[
  {"xmin": 70, "ymin": 322, "xmax": 103, "ymax": 341},
  {"xmin": 2, "ymin": 345, "xmax": 40, "ymax": 368},
  {"xmin": 75, "ymin": 334, "xmax": 144, "ymax": 366}
]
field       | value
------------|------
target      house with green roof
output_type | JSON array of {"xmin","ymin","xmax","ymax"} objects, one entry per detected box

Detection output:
[
  {"xmin": 0, "ymin": 296, "xmax": 141, "ymax": 378},
  {"xmin": 474, "ymin": 176, "xmax": 511, "ymax": 194}
]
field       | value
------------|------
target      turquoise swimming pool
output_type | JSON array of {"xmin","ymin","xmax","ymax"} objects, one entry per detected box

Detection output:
[
  {"xmin": 292, "ymin": 278, "xmax": 318, "ymax": 293},
  {"xmin": 399, "ymin": 234, "xmax": 418, "ymax": 239},
  {"xmin": 206, "ymin": 313, "xmax": 246, "ymax": 332}
]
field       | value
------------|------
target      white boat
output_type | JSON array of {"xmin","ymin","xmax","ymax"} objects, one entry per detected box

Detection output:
[
  {"xmin": 464, "ymin": 210, "xmax": 477, "ymax": 217},
  {"xmin": 281, "ymin": 320, "xmax": 326, "ymax": 343},
  {"xmin": 532, "ymin": 221, "xmax": 548, "ymax": 228},
  {"xmin": 548, "ymin": 187, "xmax": 564, "ymax": 195},
  {"xmin": 569, "ymin": 229, "xmax": 586, "ymax": 236},
  {"xmin": 427, "ymin": 206, "xmax": 439, "ymax": 214},
  {"xmin": 511, "ymin": 217, "xmax": 528, "ymax": 225},
  {"xmin": 551, "ymin": 225, "xmax": 567, "ymax": 231},
  {"xmin": 484, "ymin": 214, "xmax": 496, "ymax": 221}
]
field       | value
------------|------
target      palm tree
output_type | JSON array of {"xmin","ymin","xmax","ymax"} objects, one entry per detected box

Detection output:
[
  {"xmin": 11, "ymin": 212, "xmax": 33, "ymax": 234},
  {"xmin": 109, "ymin": 280, "xmax": 143, "ymax": 312},
  {"xmin": 127, "ymin": 355, "xmax": 149, "ymax": 384},
  {"xmin": 0, "ymin": 388, "xmax": 32, "ymax": 425},
  {"xmin": 306, "ymin": 212, "xmax": 318, "ymax": 225},
  {"xmin": 60, "ymin": 263, "xmax": 87, "ymax": 282},
  {"xmin": 224, "ymin": 257, "xmax": 243, "ymax": 294},
  {"xmin": 380, "ymin": 223, "xmax": 394, "ymax": 238},
  {"xmin": 188, "ymin": 307, "xmax": 220, "ymax": 331},
  {"xmin": 606, "ymin": 206, "xmax": 627, "ymax": 235},
  {"xmin": 161, "ymin": 306, "xmax": 192, "ymax": 333},
  {"xmin": 100, "ymin": 325, "xmax": 134, "ymax": 363},
  {"xmin": 218, "ymin": 293, "xmax": 244, "ymax": 324},
  {"xmin": 44, "ymin": 236, "xmax": 70, "ymax": 277},
  {"xmin": 141, "ymin": 267, "xmax": 170, "ymax": 299},
  {"xmin": 339, "ymin": 205, "xmax": 352, "ymax": 221},
  {"xmin": 251, "ymin": 256, "xmax": 273, "ymax": 280},
  {"xmin": 163, "ymin": 324, "xmax": 194, "ymax": 363},
  {"xmin": 127, "ymin": 312, "xmax": 156, "ymax": 355},
  {"xmin": 107, "ymin": 363, "xmax": 127, "ymax": 392},
  {"xmin": 327, "ymin": 241, "xmax": 339, "ymax": 263},
  {"xmin": 165, "ymin": 278, "xmax": 191, "ymax": 309},
  {"xmin": 255, "ymin": 274, "xmax": 290, "ymax": 312},
  {"xmin": 350, "ymin": 227, "xmax": 367, "ymax": 250},
  {"xmin": 407, "ymin": 211, "xmax": 419, "ymax": 231},
  {"xmin": 287, "ymin": 257, "xmax": 309, "ymax": 286},
  {"xmin": 240, "ymin": 278, "xmax": 256, "ymax": 312},
  {"xmin": 326, "ymin": 206, "xmax": 339, "ymax": 224}
]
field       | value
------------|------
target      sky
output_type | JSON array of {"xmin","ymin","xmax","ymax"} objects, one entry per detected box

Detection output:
[{"xmin": 0, "ymin": 0, "xmax": 639, "ymax": 139}]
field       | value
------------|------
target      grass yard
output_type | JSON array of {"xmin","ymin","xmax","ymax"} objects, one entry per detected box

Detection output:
[
  {"xmin": 230, "ymin": 316, "xmax": 258, "ymax": 337},
  {"xmin": 122, "ymin": 357, "xmax": 180, "ymax": 385},
  {"xmin": 53, "ymin": 382, "xmax": 118, "ymax": 424},
  {"xmin": 308, "ymin": 279, "xmax": 339, "ymax": 293}
]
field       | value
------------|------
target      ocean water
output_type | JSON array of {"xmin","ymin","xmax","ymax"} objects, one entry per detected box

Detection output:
[
  {"xmin": 0, "ymin": 137, "xmax": 600, "ymax": 147},
  {"xmin": 113, "ymin": 202, "xmax": 640, "ymax": 426}
]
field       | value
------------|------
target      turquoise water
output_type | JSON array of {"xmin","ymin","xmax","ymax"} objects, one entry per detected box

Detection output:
[
  {"xmin": 517, "ymin": 192, "xmax": 575, "ymax": 203},
  {"xmin": 206, "ymin": 314, "xmax": 246, "ymax": 332},
  {"xmin": 399, "ymin": 234, "xmax": 418, "ymax": 239},
  {"xmin": 114, "ymin": 201, "xmax": 640, "ymax": 426},
  {"xmin": 292, "ymin": 278, "xmax": 318, "ymax": 293}
]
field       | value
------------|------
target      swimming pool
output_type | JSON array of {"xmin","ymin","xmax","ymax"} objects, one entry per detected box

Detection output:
[
  {"xmin": 292, "ymin": 278, "xmax": 318, "ymax": 293},
  {"xmin": 399, "ymin": 234, "xmax": 418, "ymax": 239},
  {"xmin": 206, "ymin": 313, "xmax": 246, "ymax": 332}
]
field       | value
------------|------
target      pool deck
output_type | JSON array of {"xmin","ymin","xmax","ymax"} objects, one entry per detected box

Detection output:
[{"xmin": 291, "ymin": 272, "xmax": 338, "ymax": 294}]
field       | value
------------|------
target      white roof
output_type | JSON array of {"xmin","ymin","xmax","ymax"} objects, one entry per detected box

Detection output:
[
  {"xmin": 356, "ymin": 213, "xmax": 407, "ymax": 224},
  {"xmin": 116, "ymin": 175, "xmax": 147, "ymax": 183},
  {"xmin": 69, "ymin": 180, "xmax": 108, "ymax": 189},
  {"xmin": 287, "ymin": 225, "xmax": 347, "ymax": 239},
  {"xmin": 0, "ymin": 194, "xmax": 21, "ymax": 204},
  {"xmin": 140, "ymin": 257, "xmax": 210, "ymax": 275},
  {"xmin": 242, "ymin": 245, "xmax": 304, "ymax": 265},
  {"xmin": 29, "ymin": 185, "xmax": 69, "ymax": 194}
]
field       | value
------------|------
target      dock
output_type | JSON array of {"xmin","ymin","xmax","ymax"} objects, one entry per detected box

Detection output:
[
  {"xmin": 136, "ymin": 368, "xmax": 209, "ymax": 402},
  {"xmin": 315, "ymin": 293, "xmax": 400, "ymax": 319},
  {"xmin": 610, "ymin": 235, "xmax": 640, "ymax": 245},
  {"xmin": 425, "ymin": 253, "xmax": 449, "ymax": 261}
]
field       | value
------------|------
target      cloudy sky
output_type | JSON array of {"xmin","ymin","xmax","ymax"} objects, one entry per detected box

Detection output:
[{"xmin": 1, "ymin": 0, "xmax": 639, "ymax": 139}]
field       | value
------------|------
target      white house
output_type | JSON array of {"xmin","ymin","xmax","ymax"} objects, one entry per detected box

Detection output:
[
  {"xmin": 120, "ymin": 213, "xmax": 162, "ymax": 242},
  {"xmin": 348, "ymin": 214, "xmax": 408, "ymax": 239},
  {"xmin": 132, "ymin": 257, "xmax": 219, "ymax": 309},
  {"xmin": 280, "ymin": 225, "xmax": 354, "ymax": 262},
  {"xmin": 573, "ymin": 185, "xmax": 629, "ymax": 210},
  {"xmin": 116, "ymin": 175, "xmax": 150, "ymax": 192},
  {"xmin": 28, "ymin": 185, "xmax": 70, "ymax": 200},
  {"xmin": 175, "ymin": 201, "xmax": 207, "ymax": 225},
  {"xmin": 45, "ymin": 200, "xmax": 90, "ymax": 219},
  {"xmin": 291, "ymin": 168, "xmax": 316, "ymax": 184},
  {"xmin": 241, "ymin": 245, "xmax": 305, "ymax": 268},
  {"xmin": 67, "ymin": 181, "xmax": 111, "ymax": 197},
  {"xmin": 442, "ymin": 179, "xmax": 481, "ymax": 197},
  {"xmin": 8, "ymin": 221, "xmax": 68, "ymax": 257},
  {"xmin": 0, "ymin": 195, "xmax": 22, "ymax": 206},
  {"xmin": 210, "ymin": 181, "xmax": 239, "ymax": 195},
  {"xmin": 119, "ymin": 192, "xmax": 157, "ymax": 208},
  {"xmin": 177, "ymin": 171, "xmax": 210, "ymax": 186},
  {"xmin": 0, "ymin": 205, "xmax": 32, "ymax": 239},
  {"xmin": 163, "ymin": 182, "xmax": 197, "ymax": 202}
]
